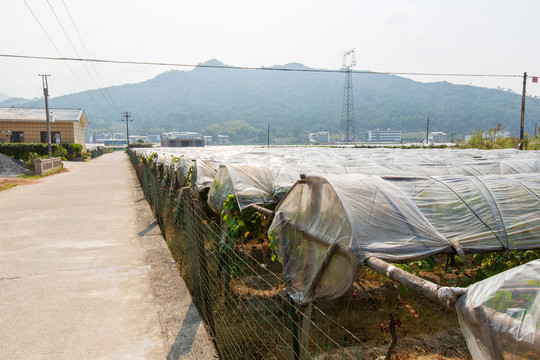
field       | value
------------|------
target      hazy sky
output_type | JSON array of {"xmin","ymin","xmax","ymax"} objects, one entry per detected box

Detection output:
[{"xmin": 2, "ymin": 0, "xmax": 540, "ymax": 102}]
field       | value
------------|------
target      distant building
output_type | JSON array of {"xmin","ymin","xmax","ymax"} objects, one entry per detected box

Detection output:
[
  {"xmin": 218, "ymin": 135, "xmax": 230, "ymax": 145},
  {"xmin": 162, "ymin": 131, "xmax": 200, "ymax": 139},
  {"xmin": 0, "ymin": 107, "xmax": 88, "ymax": 146},
  {"xmin": 113, "ymin": 132, "xmax": 126, "ymax": 140},
  {"xmin": 161, "ymin": 137, "xmax": 204, "ymax": 147},
  {"xmin": 95, "ymin": 132, "xmax": 112, "ymax": 141},
  {"xmin": 368, "ymin": 129, "xmax": 402, "ymax": 142},
  {"xmin": 273, "ymin": 137, "xmax": 289, "ymax": 145},
  {"xmin": 103, "ymin": 139, "xmax": 127, "ymax": 146},
  {"xmin": 486, "ymin": 130, "xmax": 510, "ymax": 139},
  {"xmin": 129, "ymin": 135, "xmax": 148, "ymax": 143},
  {"xmin": 464, "ymin": 130, "xmax": 511, "ymax": 142},
  {"xmin": 147, "ymin": 134, "xmax": 161, "ymax": 143},
  {"xmin": 159, "ymin": 131, "xmax": 205, "ymax": 147},
  {"xmin": 308, "ymin": 131, "xmax": 331, "ymax": 144},
  {"xmin": 429, "ymin": 132, "xmax": 447, "ymax": 143},
  {"xmin": 204, "ymin": 135, "xmax": 212, "ymax": 145}
]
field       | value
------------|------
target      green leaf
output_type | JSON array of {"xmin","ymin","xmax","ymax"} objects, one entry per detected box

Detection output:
[{"xmin": 398, "ymin": 284, "xmax": 408, "ymax": 296}]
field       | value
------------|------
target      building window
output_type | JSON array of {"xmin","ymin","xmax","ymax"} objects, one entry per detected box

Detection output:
[
  {"xmin": 10, "ymin": 131, "xmax": 24, "ymax": 143},
  {"xmin": 41, "ymin": 131, "xmax": 61, "ymax": 144}
]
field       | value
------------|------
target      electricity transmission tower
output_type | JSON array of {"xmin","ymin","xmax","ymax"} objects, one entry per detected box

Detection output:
[{"xmin": 341, "ymin": 49, "xmax": 356, "ymax": 143}]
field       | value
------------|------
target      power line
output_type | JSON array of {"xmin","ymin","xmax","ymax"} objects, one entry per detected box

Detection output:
[
  {"xmin": 46, "ymin": 0, "xmax": 81, "ymax": 59},
  {"xmin": 45, "ymin": 0, "xmax": 120, "ymax": 114},
  {"xmin": 22, "ymin": 0, "xmax": 63, "ymax": 56},
  {"xmin": 22, "ymin": 1, "xmax": 110, "ymax": 117},
  {"xmin": 47, "ymin": 0, "xmax": 120, "ymax": 113},
  {"xmin": 0, "ymin": 53, "xmax": 526, "ymax": 79},
  {"xmin": 0, "ymin": 57, "xmax": 37, "ymax": 74},
  {"xmin": 60, "ymin": 0, "xmax": 119, "ymax": 113}
]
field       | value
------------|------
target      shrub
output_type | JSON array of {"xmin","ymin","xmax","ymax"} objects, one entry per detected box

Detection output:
[
  {"xmin": 456, "ymin": 125, "xmax": 520, "ymax": 150},
  {"xmin": 62, "ymin": 143, "xmax": 84, "ymax": 160},
  {"xmin": 128, "ymin": 142, "xmax": 153, "ymax": 148},
  {"xmin": 0, "ymin": 143, "xmax": 66, "ymax": 161},
  {"xmin": 89, "ymin": 147, "xmax": 112, "ymax": 159},
  {"xmin": 24, "ymin": 152, "xmax": 44, "ymax": 170}
]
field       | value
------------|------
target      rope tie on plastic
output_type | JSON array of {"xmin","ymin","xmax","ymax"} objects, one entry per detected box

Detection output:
[
  {"xmin": 449, "ymin": 237, "xmax": 465, "ymax": 257},
  {"xmin": 437, "ymin": 286, "xmax": 468, "ymax": 303},
  {"xmin": 386, "ymin": 265, "xmax": 397, "ymax": 278}
]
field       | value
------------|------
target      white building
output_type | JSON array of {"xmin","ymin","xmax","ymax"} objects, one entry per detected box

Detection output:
[
  {"xmin": 113, "ymin": 132, "xmax": 126, "ymax": 140},
  {"xmin": 204, "ymin": 135, "xmax": 213, "ymax": 145},
  {"xmin": 429, "ymin": 132, "xmax": 447, "ymax": 143},
  {"xmin": 273, "ymin": 137, "xmax": 288, "ymax": 145},
  {"xmin": 129, "ymin": 135, "xmax": 148, "ymax": 143},
  {"xmin": 147, "ymin": 134, "xmax": 161, "ymax": 143},
  {"xmin": 368, "ymin": 129, "xmax": 402, "ymax": 142},
  {"xmin": 218, "ymin": 135, "xmax": 230, "ymax": 145},
  {"xmin": 464, "ymin": 130, "xmax": 511, "ymax": 142},
  {"xmin": 308, "ymin": 131, "xmax": 331, "ymax": 143},
  {"xmin": 486, "ymin": 130, "xmax": 510, "ymax": 139},
  {"xmin": 162, "ymin": 131, "xmax": 200, "ymax": 139}
]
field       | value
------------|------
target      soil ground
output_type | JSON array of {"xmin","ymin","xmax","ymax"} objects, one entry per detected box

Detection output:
[
  {"xmin": 0, "ymin": 176, "xmax": 42, "ymax": 191},
  {"xmin": 240, "ymin": 240, "xmax": 473, "ymax": 360}
]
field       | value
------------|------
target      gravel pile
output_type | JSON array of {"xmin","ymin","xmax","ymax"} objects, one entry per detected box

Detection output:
[{"xmin": 0, "ymin": 153, "xmax": 29, "ymax": 177}]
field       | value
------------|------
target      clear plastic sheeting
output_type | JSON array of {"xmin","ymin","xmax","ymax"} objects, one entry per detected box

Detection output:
[
  {"xmin": 173, "ymin": 156, "xmax": 194, "ymax": 188},
  {"xmin": 268, "ymin": 173, "xmax": 540, "ymax": 303},
  {"xmin": 192, "ymin": 159, "xmax": 218, "ymax": 191},
  {"xmin": 131, "ymin": 147, "xmax": 540, "ymax": 211},
  {"xmin": 206, "ymin": 159, "xmax": 540, "ymax": 212},
  {"xmin": 456, "ymin": 260, "xmax": 540, "ymax": 360},
  {"xmin": 208, "ymin": 164, "xmax": 275, "ymax": 213},
  {"xmin": 131, "ymin": 146, "xmax": 540, "ymax": 165}
]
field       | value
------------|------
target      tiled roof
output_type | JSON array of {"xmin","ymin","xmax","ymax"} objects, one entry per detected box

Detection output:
[{"xmin": 0, "ymin": 107, "xmax": 86, "ymax": 124}]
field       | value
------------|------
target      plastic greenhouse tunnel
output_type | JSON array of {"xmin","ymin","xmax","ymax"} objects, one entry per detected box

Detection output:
[
  {"xmin": 456, "ymin": 259, "xmax": 540, "ymax": 360},
  {"xmin": 207, "ymin": 164, "xmax": 276, "ymax": 213},
  {"xmin": 268, "ymin": 173, "xmax": 540, "ymax": 303},
  {"xmin": 128, "ymin": 146, "xmax": 540, "ymax": 360},
  {"xmin": 204, "ymin": 159, "xmax": 540, "ymax": 214}
]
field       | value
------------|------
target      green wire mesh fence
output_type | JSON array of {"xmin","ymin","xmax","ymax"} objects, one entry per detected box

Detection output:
[{"xmin": 128, "ymin": 151, "xmax": 402, "ymax": 360}]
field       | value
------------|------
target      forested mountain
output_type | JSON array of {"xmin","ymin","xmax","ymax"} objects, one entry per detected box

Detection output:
[{"xmin": 3, "ymin": 59, "xmax": 539, "ymax": 143}]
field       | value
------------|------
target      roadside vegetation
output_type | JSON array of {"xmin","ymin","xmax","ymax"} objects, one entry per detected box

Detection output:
[
  {"xmin": 0, "ymin": 143, "xmax": 112, "ymax": 193},
  {"xmin": 456, "ymin": 124, "xmax": 540, "ymax": 150},
  {"xmin": 20, "ymin": 167, "xmax": 68, "ymax": 179},
  {"xmin": 0, "ymin": 143, "xmax": 91, "ymax": 161},
  {"xmin": 0, "ymin": 183, "xmax": 16, "ymax": 191},
  {"xmin": 0, "ymin": 167, "xmax": 68, "ymax": 192}
]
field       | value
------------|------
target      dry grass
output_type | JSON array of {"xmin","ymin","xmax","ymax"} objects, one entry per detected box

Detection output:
[
  {"xmin": 0, "ymin": 177, "xmax": 41, "ymax": 191},
  {"xmin": 0, "ymin": 167, "xmax": 69, "ymax": 192}
]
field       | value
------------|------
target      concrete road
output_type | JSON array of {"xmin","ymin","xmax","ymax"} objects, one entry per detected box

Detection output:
[{"xmin": 0, "ymin": 152, "xmax": 216, "ymax": 359}]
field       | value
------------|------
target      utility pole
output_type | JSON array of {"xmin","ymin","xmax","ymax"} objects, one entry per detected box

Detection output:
[
  {"xmin": 122, "ymin": 112, "xmax": 132, "ymax": 147},
  {"xmin": 267, "ymin": 123, "xmax": 270, "ymax": 148},
  {"xmin": 425, "ymin": 117, "xmax": 430, "ymax": 145},
  {"xmin": 519, "ymin": 72, "xmax": 527, "ymax": 150},
  {"xmin": 39, "ymin": 74, "xmax": 52, "ymax": 157}
]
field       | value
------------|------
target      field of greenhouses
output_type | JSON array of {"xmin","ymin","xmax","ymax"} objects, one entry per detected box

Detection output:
[{"xmin": 129, "ymin": 146, "xmax": 540, "ymax": 360}]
